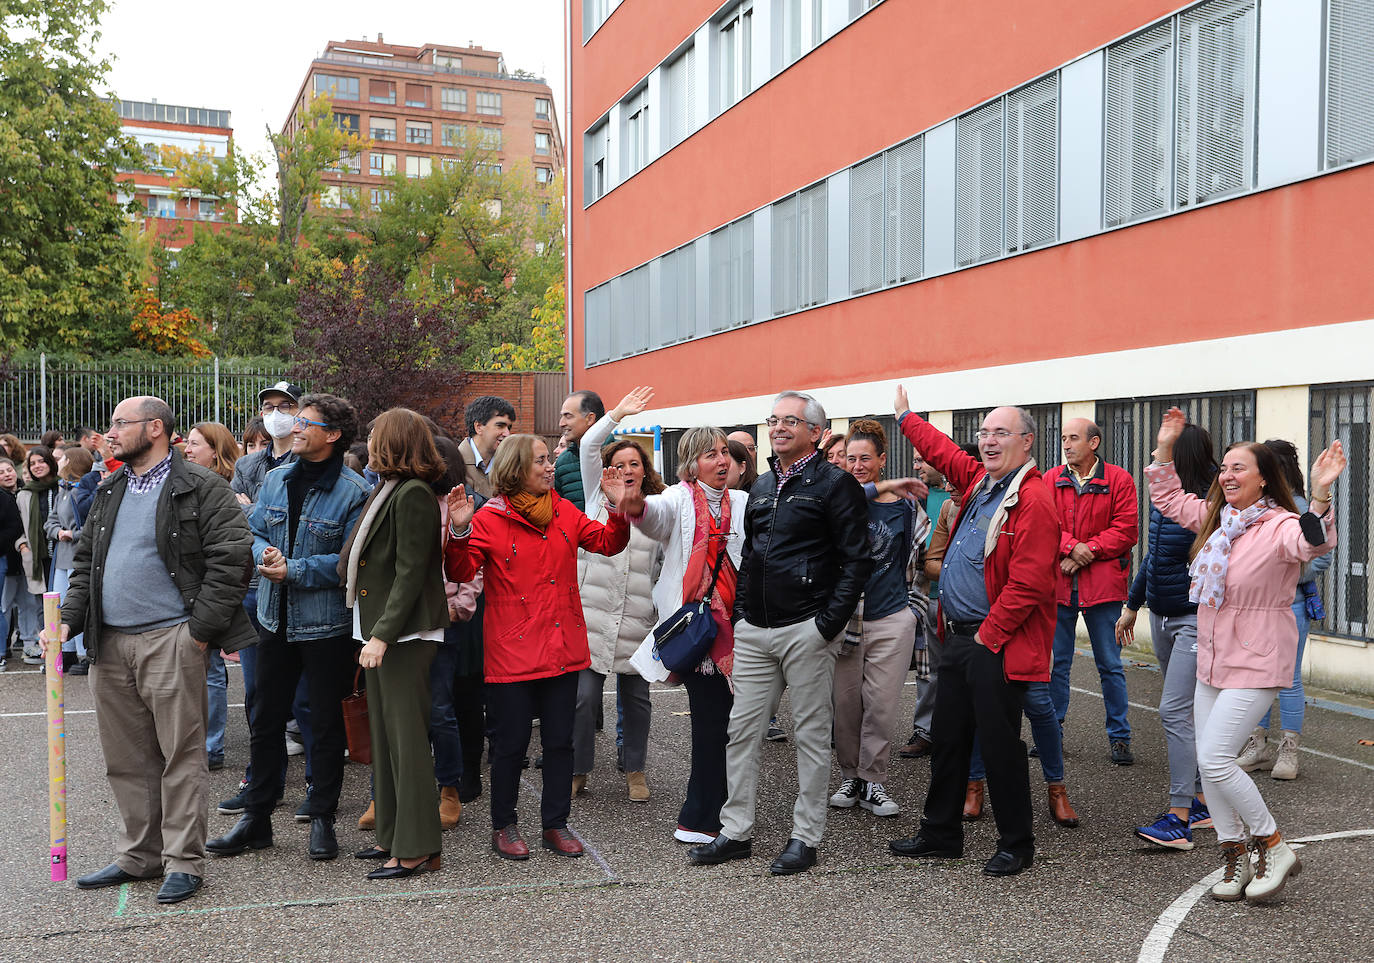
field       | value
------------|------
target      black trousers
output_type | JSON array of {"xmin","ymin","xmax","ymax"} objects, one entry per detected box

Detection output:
[
  {"xmin": 243, "ymin": 628, "xmax": 356, "ymax": 818},
  {"xmin": 918, "ymin": 631, "xmax": 1034, "ymax": 856},
  {"xmin": 487, "ymin": 671, "xmax": 577, "ymax": 831},
  {"xmin": 454, "ymin": 672, "xmax": 486, "ymax": 801},
  {"xmin": 678, "ymin": 670, "xmax": 733, "ymax": 834}
]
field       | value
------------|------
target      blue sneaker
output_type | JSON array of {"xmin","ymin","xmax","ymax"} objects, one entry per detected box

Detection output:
[
  {"xmin": 1136, "ymin": 812, "xmax": 1194, "ymax": 850},
  {"xmin": 1188, "ymin": 798, "xmax": 1213, "ymax": 831}
]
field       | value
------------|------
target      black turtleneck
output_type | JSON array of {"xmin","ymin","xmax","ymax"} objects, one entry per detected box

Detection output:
[{"xmin": 286, "ymin": 455, "xmax": 335, "ymax": 552}]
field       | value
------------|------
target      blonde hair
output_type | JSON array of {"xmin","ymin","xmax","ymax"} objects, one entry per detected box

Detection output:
[
  {"xmin": 676, "ymin": 427, "xmax": 729, "ymax": 482},
  {"xmin": 488, "ymin": 433, "xmax": 548, "ymax": 496}
]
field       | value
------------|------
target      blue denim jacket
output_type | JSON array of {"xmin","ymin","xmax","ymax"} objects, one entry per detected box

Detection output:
[{"xmin": 247, "ymin": 457, "xmax": 370, "ymax": 640}]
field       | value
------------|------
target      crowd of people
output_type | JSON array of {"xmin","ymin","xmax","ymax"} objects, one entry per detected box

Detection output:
[{"xmin": 7, "ymin": 376, "xmax": 1345, "ymax": 907}]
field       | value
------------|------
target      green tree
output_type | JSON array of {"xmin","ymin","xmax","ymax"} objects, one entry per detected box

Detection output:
[
  {"xmin": 0, "ymin": 0, "xmax": 143, "ymax": 355},
  {"xmin": 486, "ymin": 279, "xmax": 566, "ymax": 371}
]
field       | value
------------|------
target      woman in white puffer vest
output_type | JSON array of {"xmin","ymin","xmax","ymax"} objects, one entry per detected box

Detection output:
[{"xmin": 572, "ymin": 388, "xmax": 666, "ymax": 802}]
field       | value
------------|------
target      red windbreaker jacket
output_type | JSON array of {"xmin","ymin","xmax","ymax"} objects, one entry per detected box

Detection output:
[{"xmin": 1042, "ymin": 460, "xmax": 1138, "ymax": 607}]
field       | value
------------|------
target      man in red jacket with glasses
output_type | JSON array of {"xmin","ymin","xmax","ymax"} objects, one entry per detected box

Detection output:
[{"xmin": 887, "ymin": 388, "xmax": 1058, "ymax": 878}]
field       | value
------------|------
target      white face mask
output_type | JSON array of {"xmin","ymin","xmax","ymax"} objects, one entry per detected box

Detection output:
[{"xmin": 263, "ymin": 410, "xmax": 295, "ymax": 439}]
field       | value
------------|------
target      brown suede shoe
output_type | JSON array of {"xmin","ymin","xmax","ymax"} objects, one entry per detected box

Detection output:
[
  {"xmin": 962, "ymin": 780, "xmax": 985, "ymax": 821},
  {"xmin": 439, "ymin": 786, "xmax": 463, "ymax": 831},
  {"xmin": 626, "ymin": 771, "xmax": 650, "ymax": 802},
  {"xmin": 357, "ymin": 800, "xmax": 376, "ymax": 832},
  {"xmin": 571, "ymin": 773, "xmax": 588, "ymax": 798},
  {"xmin": 1047, "ymin": 782, "xmax": 1080, "ymax": 828}
]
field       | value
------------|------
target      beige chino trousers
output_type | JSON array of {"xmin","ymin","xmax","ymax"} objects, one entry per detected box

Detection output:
[{"xmin": 832, "ymin": 607, "xmax": 917, "ymax": 784}]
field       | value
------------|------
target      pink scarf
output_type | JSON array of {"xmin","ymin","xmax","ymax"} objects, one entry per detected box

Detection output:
[
  {"xmin": 680, "ymin": 481, "xmax": 736, "ymax": 679},
  {"xmin": 1189, "ymin": 497, "xmax": 1276, "ymax": 609}
]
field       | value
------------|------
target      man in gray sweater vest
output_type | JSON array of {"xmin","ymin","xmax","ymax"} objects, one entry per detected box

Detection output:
[{"xmin": 44, "ymin": 396, "xmax": 255, "ymax": 905}]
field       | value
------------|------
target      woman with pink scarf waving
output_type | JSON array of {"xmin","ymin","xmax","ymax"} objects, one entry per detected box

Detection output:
[{"xmin": 1146, "ymin": 407, "xmax": 1344, "ymax": 905}]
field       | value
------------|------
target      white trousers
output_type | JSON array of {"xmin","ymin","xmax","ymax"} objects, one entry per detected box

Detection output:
[{"xmin": 1194, "ymin": 682, "xmax": 1280, "ymax": 842}]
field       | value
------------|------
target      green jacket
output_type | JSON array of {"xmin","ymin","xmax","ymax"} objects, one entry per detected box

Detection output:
[
  {"xmin": 554, "ymin": 442, "xmax": 585, "ymax": 511},
  {"xmin": 351, "ymin": 478, "xmax": 450, "ymax": 644},
  {"xmin": 61, "ymin": 450, "xmax": 257, "ymax": 660}
]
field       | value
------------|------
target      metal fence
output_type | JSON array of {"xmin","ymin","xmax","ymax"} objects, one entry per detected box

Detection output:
[
  {"xmin": 0, "ymin": 355, "xmax": 292, "ymax": 440},
  {"xmin": 1310, "ymin": 383, "xmax": 1372, "ymax": 642}
]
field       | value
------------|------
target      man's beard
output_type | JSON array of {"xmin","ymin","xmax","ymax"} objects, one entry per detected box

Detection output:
[{"xmin": 115, "ymin": 428, "xmax": 152, "ymax": 464}]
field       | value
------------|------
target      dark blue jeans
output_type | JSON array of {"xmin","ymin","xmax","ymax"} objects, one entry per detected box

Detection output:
[
  {"xmin": 429, "ymin": 641, "xmax": 464, "ymax": 788},
  {"xmin": 1049, "ymin": 591, "xmax": 1131, "ymax": 742},
  {"xmin": 969, "ymin": 681, "xmax": 1064, "ymax": 783}
]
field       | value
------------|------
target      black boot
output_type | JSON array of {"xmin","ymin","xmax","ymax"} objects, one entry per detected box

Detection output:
[
  {"xmin": 207, "ymin": 814, "xmax": 273, "ymax": 856},
  {"xmin": 308, "ymin": 816, "xmax": 338, "ymax": 861}
]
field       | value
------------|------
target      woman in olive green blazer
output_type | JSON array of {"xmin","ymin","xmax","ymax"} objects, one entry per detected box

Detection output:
[{"xmin": 343, "ymin": 408, "xmax": 450, "ymax": 879}]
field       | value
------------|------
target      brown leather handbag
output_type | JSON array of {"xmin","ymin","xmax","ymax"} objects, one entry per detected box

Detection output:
[{"xmin": 341, "ymin": 666, "xmax": 371, "ymax": 765}]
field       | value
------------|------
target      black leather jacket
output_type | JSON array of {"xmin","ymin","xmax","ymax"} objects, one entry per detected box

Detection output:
[{"xmin": 733, "ymin": 453, "xmax": 873, "ymax": 639}]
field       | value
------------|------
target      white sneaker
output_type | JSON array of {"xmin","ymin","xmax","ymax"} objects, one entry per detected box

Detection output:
[
  {"xmin": 829, "ymin": 778, "xmax": 864, "ymax": 809},
  {"xmin": 1245, "ymin": 834, "xmax": 1302, "ymax": 903},
  {"xmin": 1210, "ymin": 841, "xmax": 1252, "ymax": 901},
  {"xmin": 674, "ymin": 826, "xmax": 716, "ymax": 844},
  {"xmin": 1236, "ymin": 727, "xmax": 1275, "ymax": 772},
  {"xmin": 1270, "ymin": 731, "xmax": 1300, "ymax": 780},
  {"xmin": 860, "ymin": 781, "xmax": 900, "ymax": 817}
]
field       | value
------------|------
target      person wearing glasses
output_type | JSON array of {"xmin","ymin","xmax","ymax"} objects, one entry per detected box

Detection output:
[
  {"xmin": 887, "ymin": 393, "xmax": 1058, "ymax": 879},
  {"xmin": 43, "ymin": 396, "xmax": 256, "ymax": 904},
  {"xmin": 689, "ymin": 392, "xmax": 872, "ymax": 876},
  {"xmin": 208, "ymin": 394, "xmax": 371, "ymax": 865}
]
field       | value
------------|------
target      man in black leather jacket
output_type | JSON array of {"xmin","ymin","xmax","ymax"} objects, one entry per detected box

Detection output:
[{"xmin": 689, "ymin": 391, "xmax": 872, "ymax": 876}]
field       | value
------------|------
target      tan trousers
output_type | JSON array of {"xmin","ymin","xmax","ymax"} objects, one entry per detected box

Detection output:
[
  {"xmin": 719, "ymin": 618, "xmax": 840, "ymax": 847},
  {"xmin": 90, "ymin": 621, "xmax": 209, "ymax": 876},
  {"xmin": 832, "ymin": 607, "xmax": 917, "ymax": 784}
]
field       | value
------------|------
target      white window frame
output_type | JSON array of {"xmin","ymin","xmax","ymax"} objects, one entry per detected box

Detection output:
[{"xmin": 717, "ymin": 1, "xmax": 754, "ymax": 113}]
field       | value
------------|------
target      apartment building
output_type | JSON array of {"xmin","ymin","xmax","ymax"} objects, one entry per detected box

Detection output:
[
  {"xmin": 115, "ymin": 99, "xmax": 233, "ymax": 248},
  {"xmin": 567, "ymin": 0, "xmax": 1374, "ymax": 690},
  {"xmin": 283, "ymin": 37, "xmax": 563, "ymax": 212}
]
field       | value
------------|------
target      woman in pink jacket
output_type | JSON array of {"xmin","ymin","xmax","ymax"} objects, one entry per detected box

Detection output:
[{"xmin": 1147, "ymin": 408, "xmax": 1345, "ymax": 905}]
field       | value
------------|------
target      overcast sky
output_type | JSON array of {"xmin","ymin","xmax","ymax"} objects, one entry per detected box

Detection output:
[{"xmin": 96, "ymin": 0, "xmax": 566, "ymax": 177}]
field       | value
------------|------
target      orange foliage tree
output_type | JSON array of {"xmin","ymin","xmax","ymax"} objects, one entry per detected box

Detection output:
[{"xmin": 129, "ymin": 290, "xmax": 212, "ymax": 358}]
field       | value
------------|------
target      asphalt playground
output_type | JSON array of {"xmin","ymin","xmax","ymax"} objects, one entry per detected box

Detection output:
[{"xmin": 1, "ymin": 644, "xmax": 1372, "ymax": 963}]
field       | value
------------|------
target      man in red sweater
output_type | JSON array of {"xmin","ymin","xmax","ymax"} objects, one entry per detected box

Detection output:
[
  {"xmin": 887, "ymin": 390, "xmax": 1059, "ymax": 877},
  {"xmin": 1043, "ymin": 419, "xmax": 1139, "ymax": 766}
]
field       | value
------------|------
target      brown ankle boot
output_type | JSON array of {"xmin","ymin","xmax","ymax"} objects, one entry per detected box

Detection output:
[
  {"xmin": 357, "ymin": 800, "xmax": 376, "ymax": 831},
  {"xmin": 963, "ymin": 780, "xmax": 985, "ymax": 821},
  {"xmin": 1046, "ymin": 782, "xmax": 1079, "ymax": 828},
  {"xmin": 438, "ymin": 786, "xmax": 462, "ymax": 830}
]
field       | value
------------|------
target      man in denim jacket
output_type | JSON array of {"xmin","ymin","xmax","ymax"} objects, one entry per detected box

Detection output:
[{"xmin": 208, "ymin": 393, "xmax": 370, "ymax": 863}]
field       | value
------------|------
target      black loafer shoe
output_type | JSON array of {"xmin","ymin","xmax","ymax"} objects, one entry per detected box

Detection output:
[
  {"xmin": 769, "ymin": 838, "xmax": 818, "ymax": 875},
  {"xmin": 76, "ymin": 863, "xmax": 153, "ymax": 890},
  {"xmin": 982, "ymin": 849, "xmax": 1034, "ymax": 877},
  {"xmin": 889, "ymin": 835, "xmax": 963, "ymax": 859},
  {"xmin": 206, "ymin": 814, "xmax": 273, "ymax": 856},
  {"xmin": 155, "ymin": 873, "xmax": 202, "ymax": 904},
  {"xmin": 308, "ymin": 817, "xmax": 338, "ymax": 860},
  {"xmin": 688, "ymin": 834, "xmax": 752, "ymax": 865}
]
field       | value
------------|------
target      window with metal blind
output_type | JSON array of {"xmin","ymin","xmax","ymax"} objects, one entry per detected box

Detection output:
[
  {"xmin": 849, "ymin": 156, "xmax": 884, "ymax": 294},
  {"xmin": 771, "ymin": 194, "xmax": 799, "ymax": 315},
  {"xmin": 658, "ymin": 242, "xmax": 696, "ymax": 346},
  {"xmin": 370, "ymin": 117, "xmax": 397, "ymax": 141},
  {"xmin": 1005, "ymin": 76, "xmax": 1059, "ymax": 252},
  {"xmin": 798, "ymin": 182, "xmax": 828, "ymax": 308},
  {"xmin": 663, "ymin": 45, "xmax": 696, "ymax": 150},
  {"xmin": 773, "ymin": 0, "xmax": 822, "ymax": 72},
  {"xmin": 585, "ymin": 121, "xmax": 609, "ymax": 202},
  {"xmin": 1105, "ymin": 23, "xmax": 1174, "ymax": 227},
  {"xmin": 955, "ymin": 100, "xmax": 1005, "ymax": 266},
  {"xmin": 1309, "ymin": 383, "xmax": 1372, "ymax": 641},
  {"xmin": 710, "ymin": 216, "xmax": 753, "ymax": 331},
  {"xmin": 718, "ymin": 2, "xmax": 753, "ymax": 112},
  {"xmin": 618, "ymin": 265, "xmax": 651, "ymax": 356},
  {"xmin": 584, "ymin": 284, "xmax": 612, "ymax": 365},
  {"xmin": 884, "ymin": 136, "xmax": 923, "ymax": 285},
  {"xmin": 1324, "ymin": 0, "xmax": 1374, "ymax": 168},
  {"xmin": 952, "ymin": 405, "xmax": 1060, "ymax": 472},
  {"xmin": 405, "ymin": 84, "xmax": 430, "ymax": 109},
  {"xmin": 405, "ymin": 122, "xmax": 432, "ymax": 145},
  {"xmin": 1176, "ymin": 0, "xmax": 1256, "ymax": 208},
  {"xmin": 368, "ymin": 80, "xmax": 395, "ymax": 105},
  {"xmin": 621, "ymin": 87, "xmax": 650, "ymax": 176}
]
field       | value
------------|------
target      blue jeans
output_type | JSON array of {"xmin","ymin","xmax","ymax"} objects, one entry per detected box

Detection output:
[
  {"xmin": 1260, "ymin": 601, "xmax": 1309, "ymax": 733},
  {"xmin": 969, "ymin": 681, "xmax": 1064, "ymax": 783},
  {"xmin": 206, "ymin": 649, "xmax": 227, "ymax": 758},
  {"xmin": 2, "ymin": 573, "xmax": 40, "ymax": 645},
  {"xmin": 429, "ymin": 640, "xmax": 464, "ymax": 788},
  {"xmin": 1050, "ymin": 592, "xmax": 1131, "ymax": 742}
]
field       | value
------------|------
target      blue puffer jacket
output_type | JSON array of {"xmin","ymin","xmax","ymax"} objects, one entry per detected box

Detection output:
[{"xmin": 1128, "ymin": 504, "xmax": 1196, "ymax": 617}]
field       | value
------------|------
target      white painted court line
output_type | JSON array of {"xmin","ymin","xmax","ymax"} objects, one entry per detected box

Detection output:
[
  {"xmin": 0, "ymin": 702, "xmax": 247, "ymax": 720},
  {"xmin": 1137, "ymin": 829, "xmax": 1374, "ymax": 963}
]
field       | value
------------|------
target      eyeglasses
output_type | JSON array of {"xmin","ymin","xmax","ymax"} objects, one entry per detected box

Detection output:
[
  {"xmin": 976, "ymin": 429, "xmax": 1031, "ymax": 441},
  {"xmin": 293, "ymin": 416, "xmax": 331, "ymax": 431},
  {"xmin": 765, "ymin": 416, "xmax": 813, "ymax": 429},
  {"xmin": 261, "ymin": 401, "xmax": 298, "ymax": 414},
  {"xmin": 107, "ymin": 418, "xmax": 152, "ymax": 433}
]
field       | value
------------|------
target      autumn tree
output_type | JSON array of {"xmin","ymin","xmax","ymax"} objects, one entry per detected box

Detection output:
[
  {"xmin": 0, "ymin": 0, "xmax": 143, "ymax": 355},
  {"xmin": 486, "ymin": 280, "xmax": 565, "ymax": 371},
  {"xmin": 289, "ymin": 261, "xmax": 469, "ymax": 429}
]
